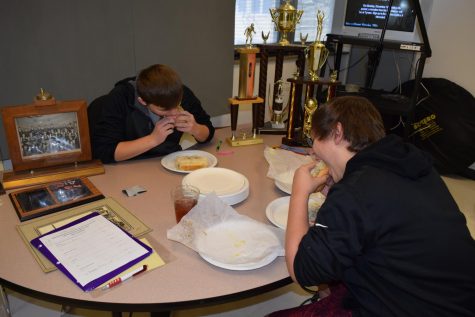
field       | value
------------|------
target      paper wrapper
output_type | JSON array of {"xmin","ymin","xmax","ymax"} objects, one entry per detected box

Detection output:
[
  {"xmin": 167, "ymin": 193, "xmax": 285, "ymax": 264},
  {"xmin": 264, "ymin": 146, "xmax": 333, "ymax": 196},
  {"xmin": 264, "ymin": 147, "xmax": 313, "ymax": 184}
]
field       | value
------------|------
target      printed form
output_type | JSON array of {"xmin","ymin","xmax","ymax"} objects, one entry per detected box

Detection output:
[{"xmin": 38, "ymin": 215, "xmax": 149, "ymax": 287}]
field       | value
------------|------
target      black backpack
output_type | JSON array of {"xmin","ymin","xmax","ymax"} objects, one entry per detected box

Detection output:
[{"xmin": 399, "ymin": 78, "xmax": 475, "ymax": 179}]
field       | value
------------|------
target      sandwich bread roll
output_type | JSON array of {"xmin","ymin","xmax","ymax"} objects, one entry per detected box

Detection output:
[{"xmin": 175, "ymin": 155, "xmax": 208, "ymax": 171}]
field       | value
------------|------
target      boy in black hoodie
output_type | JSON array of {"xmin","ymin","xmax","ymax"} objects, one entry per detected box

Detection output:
[
  {"xmin": 88, "ymin": 64, "xmax": 214, "ymax": 163},
  {"xmin": 276, "ymin": 96, "xmax": 475, "ymax": 316}
]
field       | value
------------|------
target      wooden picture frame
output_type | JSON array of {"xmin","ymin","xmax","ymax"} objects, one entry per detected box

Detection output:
[
  {"xmin": 1, "ymin": 100, "xmax": 91, "ymax": 172},
  {"xmin": 9, "ymin": 177, "xmax": 104, "ymax": 222}
]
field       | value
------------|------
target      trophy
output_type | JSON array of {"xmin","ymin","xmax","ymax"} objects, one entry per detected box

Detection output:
[
  {"xmin": 269, "ymin": 79, "xmax": 290, "ymax": 129},
  {"xmin": 259, "ymin": 79, "xmax": 290, "ymax": 134},
  {"xmin": 307, "ymin": 10, "xmax": 329, "ymax": 81},
  {"xmin": 228, "ymin": 34, "xmax": 263, "ymax": 146},
  {"xmin": 270, "ymin": 0, "xmax": 303, "ymax": 46}
]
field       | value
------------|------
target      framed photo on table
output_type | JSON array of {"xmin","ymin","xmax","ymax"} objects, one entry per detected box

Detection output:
[{"xmin": 1, "ymin": 100, "xmax": 91, "ymax": 172}]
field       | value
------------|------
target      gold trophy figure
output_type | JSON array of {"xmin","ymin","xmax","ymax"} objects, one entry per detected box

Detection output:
[
  {"xmin": 299, "ymin": 32, "xmax": 308, "ymax": 45},
  {"xmin": 270, "ymin": 0, "xmax": 303, "ymax": 46},
  {"xmin": 303, "ymin": 98, "xmax": 318, "ymax": 140},
  {"xmin": 307, "ymin": 10, "xmax": 330, "ymax": 81},
  {"xmin": 34, "ymin": 88, "xmax": 56, "ymax": 106},
  {"xmin": 261, "ymin": 31, "xmax": 270, "ymax": 44},
  {"xmin": 244, "ymin": 23, "xmax": 256, "ymax": 48},
  {"xmin": 330, "ymin": 70, "xmax": 338, "ymax": 82},
  {"xmin": 316, "ymin": 10, "xmax": 325, "ymax": 43}
]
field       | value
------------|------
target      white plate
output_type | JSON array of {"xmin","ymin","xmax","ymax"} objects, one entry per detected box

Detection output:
[
  {"xmin": 275, "ymin": 179, "xmax": 292, "ymax": 194},
  {"xmin": 196, "ymin": 220, "xmax": 280, "ymax": 270},
  {"xmin": 265, "ymin": 194, "xmax": 326, "ymax": 229},
  {"xmin": 161, "ymin": 150, "xmax": 217, "ymax": 173},
  {"xmin": 265, "ymin": 196, "xmax": 291, "ymax": 229}
]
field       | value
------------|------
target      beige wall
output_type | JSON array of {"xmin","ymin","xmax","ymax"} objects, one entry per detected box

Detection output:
[{"xmin": 423, "ymin": 0, "xmax": 475, "ymax": 96}]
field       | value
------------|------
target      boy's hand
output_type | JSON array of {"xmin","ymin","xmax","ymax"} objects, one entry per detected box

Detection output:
[
  {"xmin": 174, "ymin": 111, "xmax": 197, "ymax": 133},
  {"xmin": 150, "ymin": 116, "xmax": 175, "ymax": 145}
]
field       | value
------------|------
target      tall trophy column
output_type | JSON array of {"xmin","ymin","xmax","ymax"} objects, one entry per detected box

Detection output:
[
  {"xmin": 282, "ymin": 9, "xmax": 340, "ymax": 147},
  {"xmin": 227, "ymin": 42, "xmax": 264, "ymax": 146}
]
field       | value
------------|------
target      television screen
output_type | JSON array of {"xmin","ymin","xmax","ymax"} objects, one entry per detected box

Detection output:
[
  {"xmin": 345, "ymin": 0, "xmax": 416, "ymax": 32},
  {"xmin": 331, "ymin": 0, "xmax": 433, "ymax": 43}
]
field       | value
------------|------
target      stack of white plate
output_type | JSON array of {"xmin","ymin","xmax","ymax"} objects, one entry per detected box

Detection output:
[{"xmin": 182, "ymin": 167, "xmax": 249, "ymax": 205}]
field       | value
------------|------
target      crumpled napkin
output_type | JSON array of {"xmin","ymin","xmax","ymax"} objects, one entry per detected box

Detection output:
[
  {"xmin": 264, "ymin": 146, "xmax": 333, "ymax": 196},
  {"xmin": 264, "ymin": 146, "xmax": 313, "ymax": 184},
  {"xmin": 167, "ymin": 193, "xmax": 285, "ymax": 261}
]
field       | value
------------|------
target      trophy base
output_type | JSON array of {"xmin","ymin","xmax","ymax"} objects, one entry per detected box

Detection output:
[
  {"xmin": 235, "ymin": 95, "xmax": 259, "ymax": 101},
  {"xmin": 258, "ymin": 121, "xmax": 287, "ymax": 135},
  {"xmin": 227, "ymin": 136, "xmax": 263, "ymax": 147},
  {"xmin": 282, "ymin": 136, "xmax": 311, "ymax": 148},
  {"xmin": 278, "ymin": 39, "xmax": 290, "ymax": 46}
]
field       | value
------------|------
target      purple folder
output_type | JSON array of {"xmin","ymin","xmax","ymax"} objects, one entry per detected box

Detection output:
[{"xmin": 30, "ymin": 212, "xmax": 152, "ymax": 292}]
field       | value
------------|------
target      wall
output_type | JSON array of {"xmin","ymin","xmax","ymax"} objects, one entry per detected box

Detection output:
[
  {"xmin": 422, "ymin": 0, "xmax": 475, "ymax": 96},
  {"xmin": 0, "ymin": 0, "xmax": 235, "ymax": 162}
]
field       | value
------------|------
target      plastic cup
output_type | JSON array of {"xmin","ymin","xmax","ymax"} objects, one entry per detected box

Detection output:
[{"xmin": 172, "ymin": 185, "xmax": 200, "ymax": 223}]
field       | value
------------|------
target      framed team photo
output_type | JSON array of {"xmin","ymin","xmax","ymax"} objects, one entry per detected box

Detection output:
[{"xmin": 1, "ymin": 100, "xmax": 92, "ymax": 172}]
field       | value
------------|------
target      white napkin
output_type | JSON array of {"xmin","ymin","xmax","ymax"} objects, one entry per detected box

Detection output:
[
  {"xmin": 264, "ymin": 146, "xmax": 313, "ymax": 185},
  {"xmin": 264, "ymin": 146, "xmax": 333, "ymax": 196},
  {"xmin": 167, "ymin": 193, "xmax": 285, "ymax": 262}
]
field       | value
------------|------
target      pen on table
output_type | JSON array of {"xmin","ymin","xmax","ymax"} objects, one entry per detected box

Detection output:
[
  {"xmin": 101, "ymin": 265, "xmax": 147, "ymax": 290},
  {"xmin": 216, "ymin": 140, "xmax": 223, "ymax": 152}
]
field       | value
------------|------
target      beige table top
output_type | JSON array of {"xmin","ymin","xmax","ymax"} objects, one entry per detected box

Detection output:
[{"xmin": 0, "ymin": 128, "xmax": 292, "ymax": 312}]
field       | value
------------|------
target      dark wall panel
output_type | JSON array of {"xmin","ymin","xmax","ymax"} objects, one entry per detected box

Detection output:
[
  {"xmin": 132, "ymin": 0, "xmax": 235, "ymax": 117},
  {"xmin": 0, "ymin": 0, "xmax": 135, "ymax": 105},
  {"xmin": 0, "ymin": 0, "xmax": 235, "ymax": 160}
]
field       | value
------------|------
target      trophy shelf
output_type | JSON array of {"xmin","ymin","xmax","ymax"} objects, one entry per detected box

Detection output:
[
  {"xmin": 287, "ymin": 77, "xmax": 340, "ymax": 86},
  {"xmin": 282, "ymin": 76, "xmax": 340, "ymax": 147},
  {"xmin": 256, "ymin": 44, "xmax": 307, "ymax": 130}
]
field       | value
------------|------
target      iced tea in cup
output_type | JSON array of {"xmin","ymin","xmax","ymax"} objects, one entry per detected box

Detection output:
[{"xmin": 172, "ymin": 185, "xmax": 200, "ymax": 223}]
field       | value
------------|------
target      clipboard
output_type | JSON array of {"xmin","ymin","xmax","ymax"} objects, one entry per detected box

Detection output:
[{"xmin": 30, "ymin": 212, "xmax": 152, "ymax": 292}]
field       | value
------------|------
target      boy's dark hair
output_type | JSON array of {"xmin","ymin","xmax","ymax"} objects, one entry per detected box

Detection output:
[
  {"xmin": 312, "ymin": 96, "xmax": 386, "ymax": 152},
  {"xmin": 136, "ymin": 64, "xmax": 183, "ymax": 110}
]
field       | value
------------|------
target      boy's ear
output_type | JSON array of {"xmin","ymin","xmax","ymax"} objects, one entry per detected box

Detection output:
[
  {"xmin": 137, "ymin": 97, "xmax": 147, "ymax": 106},
  {"xmin": 333, "ymin": 122, "xmax": 344, "ymax": 144}
]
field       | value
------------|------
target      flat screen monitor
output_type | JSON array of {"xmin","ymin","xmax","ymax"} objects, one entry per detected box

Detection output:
[{"xmin": 331, "ymin": 0, "xmax": 433, "ymax": 43}]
